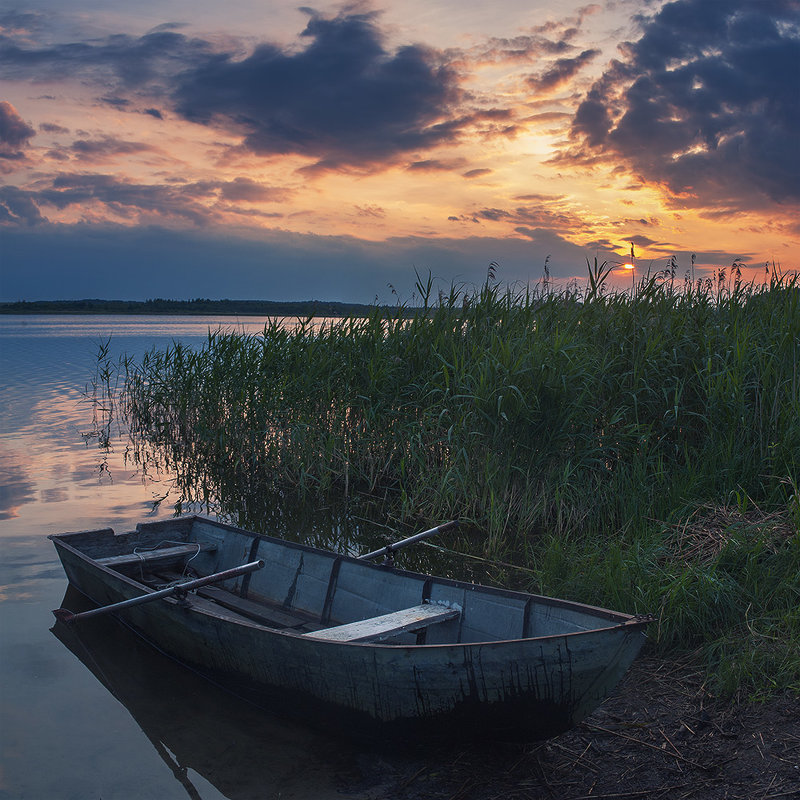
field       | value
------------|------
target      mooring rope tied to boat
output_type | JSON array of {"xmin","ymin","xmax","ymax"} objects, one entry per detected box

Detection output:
[
  {"xmin": 133, "ymin": 539, "xmax": 202, "ymax": 579},
  {"xmin": 421, "ymin": 541, "xmax": 540, "ymax": 576}
]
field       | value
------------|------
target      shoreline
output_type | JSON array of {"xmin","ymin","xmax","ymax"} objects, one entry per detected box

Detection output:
[
  {"xmin": 369, "ymin": 656, "xmax": 799, "ymax": 800},
  {"xmin": 0, "ymin": 299, "xmax": 399, "ymax": 317}
]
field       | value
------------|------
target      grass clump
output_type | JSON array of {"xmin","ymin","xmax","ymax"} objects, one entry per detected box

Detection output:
[
  {"xmin": 526, "ymin": 503, "xmax": 799, "ymax": 698},
  {"xmin": 99, "ymin": 265, "xmax": 799, "ymax": 697}
]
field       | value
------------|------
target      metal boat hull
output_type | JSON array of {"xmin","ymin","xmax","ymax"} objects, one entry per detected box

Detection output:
[{"xmin": 50, "ymin": 516, "xmax": 650, "ymax": 741}]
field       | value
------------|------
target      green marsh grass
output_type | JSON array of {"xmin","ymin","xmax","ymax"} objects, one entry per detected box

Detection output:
[{"xmin": 100, "ymin": 266, "xmax": 799, "ymax": 697}]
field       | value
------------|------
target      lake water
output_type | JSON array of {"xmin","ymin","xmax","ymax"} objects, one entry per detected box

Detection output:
[{"xmin": 0, "ymin": 315, "xmax": 400, "ymax": 800}]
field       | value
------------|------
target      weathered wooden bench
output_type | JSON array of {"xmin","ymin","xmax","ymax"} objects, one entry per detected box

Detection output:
[
  {"xmin": 305, "ymin": 603, "xmax": 461, "ymax": 643},
  {"xmin": 97, "ymin": 541, "xmax": 217, "ymax": 569}
]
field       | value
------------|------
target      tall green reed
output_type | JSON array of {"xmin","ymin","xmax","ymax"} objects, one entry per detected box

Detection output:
[
  {"xmin": 97, "ymin": 266, "xmax": 799, "ymax": 694},
  {"xmin": 109, "ymin": 268, "xmax": 798, "ymax": 541}
]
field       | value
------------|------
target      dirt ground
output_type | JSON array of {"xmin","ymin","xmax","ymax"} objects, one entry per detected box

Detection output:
[{"xmin": 350, "ymin": 657, "xmax": 799, "ymax": 800}]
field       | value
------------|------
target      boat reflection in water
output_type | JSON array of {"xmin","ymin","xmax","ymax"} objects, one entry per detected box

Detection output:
[{"xmin": 51, "ymin": 586, "xmax": 370, "ymax": 800}]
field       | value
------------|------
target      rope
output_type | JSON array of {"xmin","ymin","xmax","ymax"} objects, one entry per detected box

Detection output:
[
  {"xmin": 420, "ymin": 540, "xmax": 539, "ymax": 577},
  {"xmin": 131, "ymin": 539, "xmax": 201, "ymax": 581}
]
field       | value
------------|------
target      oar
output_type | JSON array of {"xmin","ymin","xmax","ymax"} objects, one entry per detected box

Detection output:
[
  {"xmin": 52, "ymin": 559, "xmax": 265, "ymax": 624},
  {"xmin": 359, "ymin": 520, "xmax": 459, "ymax": 564}
]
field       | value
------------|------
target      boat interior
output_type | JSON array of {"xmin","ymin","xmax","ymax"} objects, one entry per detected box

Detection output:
[{"xmin": 55, "ymin": 516, "xmax": 632, "ymax": 646}]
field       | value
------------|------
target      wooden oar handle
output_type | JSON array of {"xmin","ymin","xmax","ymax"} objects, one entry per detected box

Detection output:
[
  {"xmin": 359, "ymin": 520, "xmax": 459, "ymax": 562},
  {"xmin": 53, "ymin": 559, "xmax": 264, "ymax": 624}
]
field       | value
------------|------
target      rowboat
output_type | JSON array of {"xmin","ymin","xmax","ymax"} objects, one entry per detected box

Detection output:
[{"xmin": 50, "ymin": 515, "xmax": 652, "ymax": 741}]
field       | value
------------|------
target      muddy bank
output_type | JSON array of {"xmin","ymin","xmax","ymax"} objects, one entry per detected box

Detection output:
[{"xmin": 352, "ymin": 658, "xmax": 799, "ymax": 800}]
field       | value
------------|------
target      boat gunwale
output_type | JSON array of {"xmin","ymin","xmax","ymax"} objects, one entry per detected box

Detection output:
[{"xmin": 49, "ymin": 515, "xmax": 652, "ymax": 648}]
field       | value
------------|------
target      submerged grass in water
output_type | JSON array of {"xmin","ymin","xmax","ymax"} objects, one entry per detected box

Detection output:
[{"xmin": 98, "ymin": 267, "xmax": 800, "ymax": 697}]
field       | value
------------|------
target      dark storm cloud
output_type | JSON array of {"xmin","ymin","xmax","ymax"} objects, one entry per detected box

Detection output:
[
  {"xmin": 0, "ymin": 174, "xmax": 290, "ymax": 226},
  {"xmin": 172, "ymin": 9, "xmax": 462, "ymax": 169},
  {"xmin": 99, "ymin": 97, "xmax": 167, "ymax": 120},
  {"xmin": 99, "ymin": 96, "xmax": 131, "ymax": 109},
  {"xmin": 1, "ymin": 8, "xmax": 464, "ymax": 170},
  {"xmin": 514, "ymin": 193, "xmax": 565, "ymax": 202},
  {"xmin": 565, "ymin": 0, "xmax": 800, "ymax": 209},
  {"xmin": 354, "ymin": 204, "xmax": 385, "ymax": 218},
  {"xmin": 626, "ymin": 234, "xmax": 658, "ymax": 248},
  {"xmin": 216, "ymin": 177, "xmax": 291, "ymax": 203},
  {"xmin": 15, "ymin": 174, "xmax": 213, "ymax": 224},
  {"xmin": 474, "ymin": 4, "xmax": 601, "ymax": 64},
  {"xmin": 0, "ymin": 185, "xmax": 44, "ymax": 224},
  {"xmin": 406, "ymin": 158, "xmax": 467, "ymax": 172},
  {"xmin": 69, "ymin": 135, "xmax": 155, "ymax": 162},
  {"xmin": 0, "ymin": 101, "xmax": 35, "ymax": 158},
  {"xmin": 527, "ymin": 49, "xmax": 600, "ymax": 93},
  {"xmin": 0, "ymin": 28, "xmax": 215, "ymax": 89},
  {"xmin": 472, "ymin": 202, "xmax": 591, "ymax": 233},
  {"xmin": 463, "ymin": 168, "xmax": 492, "ymax": 179},
  {"xmin": 473, "ymin": 34, "xmax": 573, "ymax": 62},
  {"xmin": 0, "ymin": 9, "xmax": 44, "ymax": 35},
  {"xmin": 39, "ymin": 122, "xmax": 70, "ymax": 134}
]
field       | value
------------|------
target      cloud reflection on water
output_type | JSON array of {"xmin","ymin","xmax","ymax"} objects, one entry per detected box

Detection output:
[
  {"xmin": 0, "ymin": 450, "xmax": 36, "ymax": 520},
  {"xmin": 0, "ymin": 316, "xmax": 232, "ymax": 535}
]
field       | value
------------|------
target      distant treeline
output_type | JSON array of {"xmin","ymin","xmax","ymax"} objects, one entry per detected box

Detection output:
[{"xmin": 0, "ymin": 298, "xmax": 399, "ymax": 317}]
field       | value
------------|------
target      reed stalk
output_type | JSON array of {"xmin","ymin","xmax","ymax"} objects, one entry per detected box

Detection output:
[{"xmin": 97, "ymin": 265, "xmax": 799, "ymax": 696}]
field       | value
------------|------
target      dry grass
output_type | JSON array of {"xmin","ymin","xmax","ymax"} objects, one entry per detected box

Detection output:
[{"xmin": 663, "ymin": 504, "xmax": 797, "ymax": 564}]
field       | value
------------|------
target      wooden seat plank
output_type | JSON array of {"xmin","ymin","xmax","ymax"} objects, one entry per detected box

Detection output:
[
  {"xmin": 97, "ymin": 542, "xmax": 216, "ymax": 568},
  {"xmin": 305, "ymin": 603, "xmax": 460, "ymax": 643}
]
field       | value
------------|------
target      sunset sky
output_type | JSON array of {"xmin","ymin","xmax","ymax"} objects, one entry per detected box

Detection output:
[{"xmin": 1, "ymin": 0, "xmax": 798, "ymax": 302}]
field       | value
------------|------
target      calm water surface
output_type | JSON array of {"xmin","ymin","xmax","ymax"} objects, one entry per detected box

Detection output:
[{"xmin": 0, "ymin": 315, "xmax": 391, "ymax": 800}]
